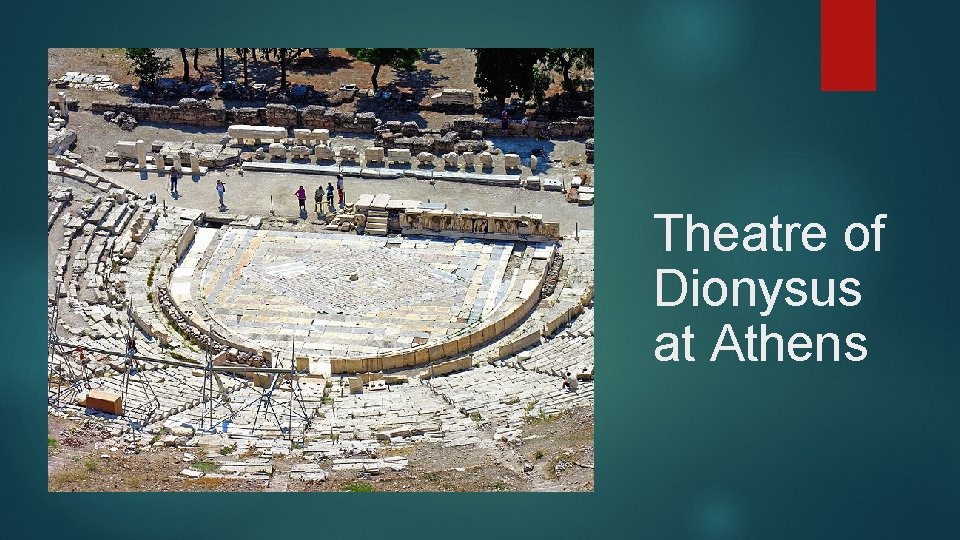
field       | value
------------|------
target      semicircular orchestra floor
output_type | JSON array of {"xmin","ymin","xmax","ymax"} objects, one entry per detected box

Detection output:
[{"xmin": 196, "ymin": 228, "xmax": 529, "ymax": 361}]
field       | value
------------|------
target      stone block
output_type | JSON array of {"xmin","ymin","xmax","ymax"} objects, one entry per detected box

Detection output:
[
  {"xmin": 416, "ymin": 152, "xmax": 435, "ymax": 165},
  {"xmin": 293, "ymin": 129, "xmax": 312, "ymax": 144},
  {"xmin": 114, "ymin": 141, "xmax": 137, "ymax": 159},
  {"xmin": 312, "ymin": 129, "xmax": 330, "ymax": 142},
  {"xmin": 479, "ymin": 151, "xmax": 493, "ymax": 168},
  {"xmin": 503, "ymin": 153, "xmax": 521, "ymax": 170},
  {"xmin": 363, "ymin": 146, "xmax": 385, "ymax": 164},
  {"xmin": 85, "ymin": 390, "xmax": 122, "ymax": 415},
  {"xmin": 542, "ymin": 177, "xmax": 563, "ymax": 191},
  {"xmin": 338, "ymin": 146, "xmax": 358, "ymax": 160},
  {"xmin": 387, "ymin": 148, "xmax": 411, "ymax": 164},
  {"xmin": 268, "ymin": 142, "xmax": 286, "ymax": 159},
  {"xmin": 401, "ymin": 121, "xmax": 420, "ymax": 136},
  {"xmin": 314, "ymin": 145, "xmax": 335, "ymax": 160},
  {"xmin": 295, "ymin": 356, "xmax": 310, "ymax": 372},
  {"xmin": 228, "ymin": 124, "xmax": 287, "ymax": 143},
  {"xmin": 442, "ymin": 152, "xmax": 459, "ymax": 167}
]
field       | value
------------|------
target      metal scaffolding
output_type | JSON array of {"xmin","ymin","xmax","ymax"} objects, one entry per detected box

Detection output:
[
  {"xmin": 119, "ymin": 303, "xmax": 160, "ymax": 432},
  {"xmin": 50, "ymin": 318, "xmax": 314, "ymax": 444},
  {"xmin": 47, "ymin": 283, "xmax": 94, "ymax": 409}
]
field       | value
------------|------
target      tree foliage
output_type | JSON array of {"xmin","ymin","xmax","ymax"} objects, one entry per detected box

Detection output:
[
  {"xmin": 345, "ymin": 48, "xmax": 423, "ymax": 91},
  {"xmin": 531, "ymin": 68, "xmax": 551, "ymax": 107},
  {"xmin": 545, "ymin": 48, "xmax": 593, "ymax": 93},
  {"xmin": 124, "ymin": 48, "xmax": 171, "ymax": 88},
  {"xmin": 473, "ymin": 48, "xmax": 548, "ymax": 112}
]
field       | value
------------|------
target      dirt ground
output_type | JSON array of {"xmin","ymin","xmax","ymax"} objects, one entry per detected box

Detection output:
[
  {"xmin": 49, "ymin": 48, "xmax": 479, "ymax": 94},
  {"xmin": 48, "ymin": 407, "xmax": 593, "ymax": 492},
  {"xmin": 48, "ymin": 48, "xmax": 589, "ymax": 115}
]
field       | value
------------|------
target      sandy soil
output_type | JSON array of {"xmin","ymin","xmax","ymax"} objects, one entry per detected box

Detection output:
[{"xmin": 49, "ymin": 408, "xmax": 593, "ymax": 492}]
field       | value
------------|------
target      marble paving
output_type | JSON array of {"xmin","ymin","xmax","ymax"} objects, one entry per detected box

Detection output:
[{"xmin": 196, "ymin": 228, "xmax": 517, "ymax": 359}]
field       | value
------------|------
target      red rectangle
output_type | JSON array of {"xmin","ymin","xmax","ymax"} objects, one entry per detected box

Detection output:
[{"xmin": 821, "ymin": 0, "xmax": 876, "ymax": 91}]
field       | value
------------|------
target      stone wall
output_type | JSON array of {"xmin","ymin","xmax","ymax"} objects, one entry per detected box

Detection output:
[
  {"xmin": 140, "ymin": 214, "xmax": 552, "ymax": 375},
  {"xmin": 449, "ymin": 116, "xmax": 594, "ymax": 140},
  {"xmin": 419, "ymin": 355, "xmax": 474, "ymax": 379},
  {"xmin": 329, "ymin": 272, "xmax": 547, "ymax": 374},
  {"xmin": 91, "ymin": 100, "xmax": 380, "ymax": 134},
  {"xmin": 91, "ymin": 99, "xmax": 594, "ymax": 140},
  {"xmin": 398, "ymin": 208, "xmax": 562, "ymax": 241}
]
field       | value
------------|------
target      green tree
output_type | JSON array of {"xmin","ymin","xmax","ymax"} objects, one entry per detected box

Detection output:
[
  {"xmin": 473, "ymin": 48, "xmax": 548, "ymax": 113},
  {"xmin": 345, "ymin": 48, "xmax": 422, "ymax": 91},
  {"xmin": 124, "ymin": 48, "xmax": 171, "ymax": 88},
  {"xmin": 531, "ymin": 68, "xmax": 551, "ymax": 107},
  {"xmin": 545, "ymin": 48, "xmax": 593, "ymax": 93}
]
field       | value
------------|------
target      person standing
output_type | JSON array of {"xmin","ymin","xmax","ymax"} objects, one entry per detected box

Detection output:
[
  {"xmin": 296, "ymin": 185, "xmax": 307, "ymax": 212},
  {"xmin": 314, "ymin": 185, "xmax": 324, "ymax": 213},
  {"xmin": 326, "ymin": 182, "xmax": 335, "ymax": 212},
  {"xmin": 170, "ymin": 170, "xmax": 179, "ymax": 194},
  {"xmin": 500, "ymin": 109, "xmax": 509, "ymax": 130},
  {"xmin": 336, "ymin": 174, "xmax": 345, "ymax": 208},
  {"xmin": 216, "ymin": 179, "xmax": 226, "ymax": 210}
]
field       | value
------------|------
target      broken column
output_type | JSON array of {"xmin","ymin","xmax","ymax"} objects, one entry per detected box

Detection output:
[
  {"xmin": 189, "ymin": 150, "xmax": 200, "ymax": 174},
  {"xmin": 58, "ymin": 92, "xmax": 68, "ymax": 119},
  {"xmin": 136, "ymin": 139, "xmax": 147, "ymax": 169}
]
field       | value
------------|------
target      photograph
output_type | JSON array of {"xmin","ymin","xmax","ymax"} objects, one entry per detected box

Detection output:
[{"xmin": 46, "ymin": 47, "xmax": 595, "ymax": 492}]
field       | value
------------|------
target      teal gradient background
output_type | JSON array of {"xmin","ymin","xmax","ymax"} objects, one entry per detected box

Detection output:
[{"xmin": 6, "ymin": 0, "xmax": 958, "ymax": 538}]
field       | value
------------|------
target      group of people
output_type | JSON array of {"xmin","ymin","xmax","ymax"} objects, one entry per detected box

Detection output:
[
  {"xmin": 167, "ymin": 170, "xmax": 228, "ymax": 211},
  {"xmin": 166, "ymin": 172, "xmax": 344, "ymax": 215},
  {"xmin": 297, "ymin": 174, "xmax": 345, "ymax": 214}
]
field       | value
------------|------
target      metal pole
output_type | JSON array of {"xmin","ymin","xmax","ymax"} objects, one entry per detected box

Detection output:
[
  {"xmin": 50, "ymin": 339, "xmax": 303, "ymax": 374},
  {"xmin": 288, "ymin": 335, "xmax": 294, "ymax": 446}
]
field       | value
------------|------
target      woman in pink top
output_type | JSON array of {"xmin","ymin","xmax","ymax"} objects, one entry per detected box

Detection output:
[{"xmin": 295, "ymin": 185, "xmax": 306, "ymax": 212}]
